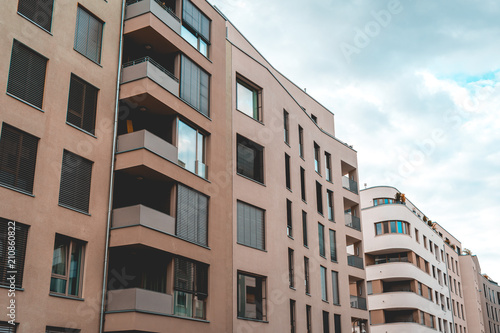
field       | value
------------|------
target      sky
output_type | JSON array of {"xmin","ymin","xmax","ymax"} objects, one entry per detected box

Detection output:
[{"xmin": 208, "ymin": 0, "xmax": 500, "ymax": 281}]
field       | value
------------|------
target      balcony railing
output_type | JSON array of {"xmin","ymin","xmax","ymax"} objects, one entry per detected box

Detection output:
[
  {"xmin": 348, "ymin": 255, "xmax": 364, "ymax": 269},
  {"xmin": 107, "ymin": 288, "xmax": 173, "ymax": 315},
  {"xmin": 342, "ymin": 176, "xmax": 358, "ymax": 194},
  {"xmin": 350, "ymin": 295, "xmax": 367, "ymax": 310},
  {"xmin": 345, "ymin": 214, "xmax": 361, "ymax": 231},
  {"xmin": 112, "ymin": 204, "xmax": 176, "ymax": 235},
  {"xmin": 117, "ymin": 129, "xmax": 178, "ymax": 163},
  {"xmin": 121, "ymin": 57, "xmax": 179, "ymax": 97},
  {"xmin": 125, "ymin": 0, "xmax": 181, "ymax": 33}
]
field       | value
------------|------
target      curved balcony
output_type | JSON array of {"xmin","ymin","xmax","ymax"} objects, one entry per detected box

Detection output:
[
  {"xmin": 368, "ymin": 292, "xmax": 444, "ymax": 315},
  {"xmin": 370, "ymin": 322, "xmax": 438, "ymax": 333}
]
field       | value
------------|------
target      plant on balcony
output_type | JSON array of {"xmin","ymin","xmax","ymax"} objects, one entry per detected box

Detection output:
[
  {"xmin": 463, "ymin": 248, "xmax": 472, "ymax": 255},
  {"xmin": 423, "ymin": 216, "xmax": 428, "ymax": 222},
  {"xmin": 394, "ymin": 192, "xmax": 401, "ymax": 202},
  {"xmin": 445, "ymin": 239, "xmax": 450, "ymax": 244},
  {"xmin": 427, "ymin": 220, "xmax": 433, "ymax": 227}
]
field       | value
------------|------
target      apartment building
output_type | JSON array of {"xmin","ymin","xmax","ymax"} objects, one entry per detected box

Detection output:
[
  {"xmin": 460, "ymin": 254, "xmax": 500, "ymax": 333},
  {"xmin": 1, "ymin": 0, "xmax": 369, "ymax": 332},
  {"xmin": 361, "ymin": 186, "xmax": 456, "ymax": 332},
  {"xmin": 0, "ymin": 0, "xmax": 123, "ymax": 332}
]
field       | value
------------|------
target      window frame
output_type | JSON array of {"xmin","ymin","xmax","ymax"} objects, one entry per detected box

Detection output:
[
  {"xmin": 236, "ymin": 76, "xmax": 262, "ymax": 121},
  {"xmin": 318, "ymin": 223, "xmax": 325, "ymax": 258},
  {"xmin": 74, "ymin": 5, "xmax": 104, "ymax": 64},
  {"xmin": 177, "ymin": 118, "xmax": 207, "ymax": 178},
  {"xmin": 320, "ymin": 266, "xmax": 328, "ymax": 302},
  {"xmin": 302, "ymin": 211, "xmax": 308, "ymax": 247},
  {"xmin": 314, "ymin": 142, "xmax": 321, "ymax": 174},
  {"xmin": 58, "ymin": 150, "xmax": 93, "ymax": 214},
  {"xmin": 326, "ymin": 190, "xmax": 334, "ymax": 221},
  {"xmin": 288, "ymin": 248, "xmax": 295, "ymax": 288},
  {"xmin": 236, "ymin": 200, "xmax": 265, "ymax": 251},
  {"xmin": 237, "ymin": 271, "xmax": 267, "ymax": 321},
  {"xmin": 285, "ymin": 153, "xmax": 291, "ymax": 190},
  {"xmin": 298, "ymin": 126, "xmax": 304, "ymax": 158},
  {"xmin": 325, "ymin": 152, "xmax": 332, "ymax": 182},
  {"xmin": 304, "ymin": 257, "xmax": 310, "ymax": 295},
  {"xmin": 236, "ymin": 135, "xmax": 264, "ymax": 184},
  {"xmin": 66, "ymin": 74, "xmax": 99, "ymax": 135},
  {"xmin": 283, "ymin": 109, "xmax": 289, "ymax": 144},
  {"xmin": 17, "ymin": 0, "xmax": 54, "ymax": 32}
]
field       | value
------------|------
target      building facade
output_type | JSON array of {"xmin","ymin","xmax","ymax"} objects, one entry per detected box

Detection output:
[
  {"xmin": 1, "ymin": 0, "xmax": 369, "ymax": 332},
  {"xmin": 361, "ymin": 186, "xmax": 456, "ymax": 332}
]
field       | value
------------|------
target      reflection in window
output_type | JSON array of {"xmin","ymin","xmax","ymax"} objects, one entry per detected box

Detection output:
[
  {"xmin": 178, "ymin": 119, "xmax": 206, "ymax": 178},
  {"xmin": 182, "ymin": 0, "xmax": 210, "ymax": 57},
  {"xmin": 236, "ymin": 79, "xmax": 261, "ymax": 120},
  {"xmin": 50, "ymin": 235, "xmax": 85, "ymax": 297},
  {"xmin": 237, "ymin": 135, "xmax": 264, "ymax": 183},
  {"xmin": 237, "ymin": 272, "xmax": 266, "ymax": 320},
  {"xmin": 375, "ymin": 221, "xmax": 410, "ymax": 236}
]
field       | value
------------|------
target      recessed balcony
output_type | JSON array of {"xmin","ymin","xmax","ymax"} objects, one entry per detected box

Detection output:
[
  {"xmin": 112, "ymin": 204, "xmax": 175, "ymax": 235},
  {"xmin": 350, "ymin": 295, "xmax": 367, "ymax": 310},
  {"xmin": 125, "ymin": 0, "xmax": 181, "ymax": 34},
  {"xmin": 342, "ymin": 176, "xmax": 358, "ymax": 194},
  {"xmin": 348, "ymin": 255, "xmax": 364, "ymax": 269},
  {"xmin": 117, "ymin": 129, "xmax": 178, "ymax": 163},
  {"xmin": 345, "ymin": 213, "xmax": 361, "ymax": 231},
  {"xmin": 107, "ymin": 288, "xmax": 173, "ymax": 315}
]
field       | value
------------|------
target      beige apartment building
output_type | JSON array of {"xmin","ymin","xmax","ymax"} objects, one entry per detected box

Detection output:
[{"xmin": 1, "ymin": 0, "xmax": 369, "ymax": 332}]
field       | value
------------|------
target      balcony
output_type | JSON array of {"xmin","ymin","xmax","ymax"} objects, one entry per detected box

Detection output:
[
  {"xmin": 125, "ymin": 0, "xmax": 181, "ymax": 34},
  {"xmin": 122, "ymin": 57, "xmax": 179, "ymax": 97},
  {"xmin": 345, "ymin": 214, "xmax": 361, "ymax": 231},
  {"xmin": 342, "ymin": 176, "xmax": 358, "ymax": 194},
  {"xmin": 112, "ymin": 204, "xmax": 175, "ymax": 235},
  {"xmin": 107, "ymin": 288, "xmax": 173, "ymax": 315},
  {"xmin": 117, "ymin": 129, "xmax": 178, "ymax": 163},
  {"xmin": 348, "ymin": 255, "xmax": 364, "ymax": 269},
  {"xmin": 350, "ymin": 295, "xmax": 367, "ymax": 310}
]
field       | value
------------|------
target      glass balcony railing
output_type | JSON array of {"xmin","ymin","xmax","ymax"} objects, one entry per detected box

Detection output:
[
  {"xmin": 350, "ymin": 295, "xmax": 367, "ymax": 310},
  {"xmin": 345, "ymin": 214, "xmax": 361, "ymax": 231},
  {"xmin": 342, "ymin": 176, "xmax": 358, "ymax": 193},
  {"xmin": 348, "ymin": 255, "xmax": 364, "ymax": 269}
]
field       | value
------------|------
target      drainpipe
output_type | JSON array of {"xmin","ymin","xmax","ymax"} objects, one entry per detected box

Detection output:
[{"xmin": 99, "ymin": 1, "xmax": 126, "ymax": 332}]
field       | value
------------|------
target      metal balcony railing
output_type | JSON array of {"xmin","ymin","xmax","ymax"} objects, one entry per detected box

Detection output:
[
  {"xmin": 342, "ymin": 176, "xmax": 358, "ymax": 193},
  {"xmin": 350, "ymin": 295, "xmax": 367, "ymax": 310},
  {"xmin": 126, "ymin": 0, "xmax": 180, "ymax": 22},
  {"xmin": 348, "ymin": 255, "xmax": 364, "ymax": 269},
  {"xmin": 345, "ymin": 214, "xmax": 361, "ymax": 231},
  {"xmin": 123, "ymin": 56, "xmax": 178, "ymax": 82}
]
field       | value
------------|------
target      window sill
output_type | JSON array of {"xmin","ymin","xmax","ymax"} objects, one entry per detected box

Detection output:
[
  {"xmin": 73, "ymin": 48, "xmax": 103, "ymax": 67},
  {"xmin": 286, "ymin": 187, "xmax": 292, "ymax": 193},
  {"xmin": 236, "ymin": 173, "xmax": 265, "ymax": 186},
  {"xmin": 236, "ymin": 242, "xmax": 267, "ymax": 252},
  {"xmin": 237, "ymin": 317, "xmax": 268, "ymax": 324},
  {"xmin": 287, "ymin": 235, "xmax": 294, "ymax": 240},
  {"xmin": 322, "ymin": 300, "xmax": 329, "ymax": 304},
  {"xmin": 58, "ymin": 203, "xmax": 91, "ymax": 216},
  {"xmin": 301, "ymin": 199, "xmax": 307, "ymax": 204},
  {"xmin": 6, "ymin": 92, "xmax": 45, "ymax": 112},
  {"xmin": 17, "ymin": 12, "xmax": 53, "ymax": 35},
  {"xmin": 284, "ymin": 141, "xmax": 291, "ymax": 148},
  {"xmin": 236, "ymin": 109, "xmax": 264, "ymax": 125},
  {"xmin": 303, "ymin": 245, "xmax": 309, "ymax": 249},
  {"xmin": 0, "ymin": 284, "xmax": 24, "ymax": 292},
  {"xmin": 66, "ymin": 122, "xmax": 97, "ymax": 138},
  {"xmin": 305, "ymin": 292, "xmax": 311, "ymax": 297},
  {"xmin": 315, "ymin": 171, "xmax": 322, "ymax": 177},
  {"xmin": 299, "ymin": 155, "xmax": 305, "ymax": 161},
  {"xmin": 0, "ymin": 183, "xmax": 34, "ymax": 197},
  {"xmin": 319, "ymin": 254, "xmax": 327, "ymax": 260},
  {"xmin": 289, "ymin": 286, "xmax": 296, "ymax": 291},
  {"xmin": 326, "ymin": 179, "xmax": 333, "ymax": 184},
  {"xmin": 49, "ymin": 293, "xmax": 84, "ymax": 301}
]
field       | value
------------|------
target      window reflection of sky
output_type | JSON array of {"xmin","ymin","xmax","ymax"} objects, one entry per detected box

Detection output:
[
  {"xmin": 178, "ymin": 120, "xmax": 197, "ymax": 173},
  {"xmin": 237, "ymin": 82, "xmax": 255, "ymax": 118}
]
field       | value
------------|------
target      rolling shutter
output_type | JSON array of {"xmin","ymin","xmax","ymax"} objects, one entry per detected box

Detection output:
[
  {"xmin": 67, "ymin": 75, "xmax": 98, "ymax": 134},
  {"xmin": 176, "ymin": 184, "xmax": 208, "ymax": 246},
  {"xmin": 237, "ymin": 201, "xmax": 264, "ymax": 250},
  {"xmin": 7, "ymin": 40, "xmax": 47, "ymax": 108},
  {"xmin": 0, "ymin": 124, "xmax": 39, "ymax": 194},
  {"xmin": 0, "ymin": 218, "xmax": 29, "ymax": 289},
  {"xmin": 17, "ymin": 0, "xmax": 54, "ymax": 31},
  {"xmin": 74, "ymin": 7, "xmax": 103, "ymax": 63},
  {"xmin": 58, "ymin": 150, "xmax": 93, "ymax": 213},
  {"xmin": 180, "ymin": 55, "xmax": 209, "ymax": 116},
  {"xmin": 0, "ymin": 322, "xmax": 17, "ymax": 332}
]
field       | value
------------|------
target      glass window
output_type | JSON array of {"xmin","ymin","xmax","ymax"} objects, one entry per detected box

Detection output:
[
  {"xmin": 331, "ymin": 271, "xmax": 339, "ymax": 305},
  {"xmin": 298, "ymin": 126, "xmax": 304, "ymax": 158},
  {"xmin": 182, "ymin": 0, "xmax": 210, "ymax": 56},
  {"xmin": 67, "ymin": 74, "xmax": 98, "ymax": 135},
  {"xmin": 327, "ymin": 190, "xmax": 334, "ymax": 221},
  {"xmin": 50, "ymin": 235, "xmax": 85, "ymax": 297},
  {"xmin": 237, "ymin": 201, "xmax": 265, "ymax": 250},
  {"xmin": 329, "ymin": 229, "xmax": 337, "ymax": 262},
  {"xmin": 283, "ymin": 110, "xmax": 289, "ymax": 143},
  {"xmin": 316, "ymin": 182, "xmax": 323, "ymax": 215},
  {"xmin": 173, "ymin": 257, "xmax": 208, "ymax": 319},
  {"xmin": 375, "ymin": 223, "xmax": 382, "ymax": 235},
  {"xmin": 177, "ymin": 184, "xmax": 208, "ymax": 246},
  {"xmin": 58, "ymin": 150, "xmax": 93, "ymax": 213},
  {"xmin": 320, "ymin": 266, "xmax": 327, "ymax": 301},
  {"xmin": 236, "ymin": 79, "xmax": 261, "ymax": 120},
  {"xmin": 397, "ymin": 221, "xmax": 403, "ymax": 233},
  {"xmin": 0, "ymin": 219, "xmax": 29, "ymax": 289},
  {"xmin": 237, "ymin": 272, "xmax": 266, "ymax": 320},
  {"xmin": 302, "ymin": 211, "xmax": 308, "ymax": 247},
  {"xmin": 314, "ymin": 142, "xmax": 320, "ymax": 173},
  {"xmin": 180, "ymin": 55, "xmax": 210, "ymax": 116},
  {"xmin": 285, "ymin": 153, "xmax": 291, "ymax": 189},
  {"xmin": 325, "ymin": 152, "xmax": 332, "ymax": 182},
  {"xmin": 390, "ymin": 221, "xmax": 397, "ymax": 233},
  {"xmin": 318, "ymin": 223, "xmax": 325, "ymax": 257},
  {"xmin": 237, "ymin": 135, "xmax": 264, "ymax": 183},
  {"xmin": 178, "ymin": 119, "xmax": 206, "ymax": 178},
  {"xmin": 304, "ymin": 257, "xmax": 310, "ymax": 294},
  {"xmin": 74, "ymin": 6, "xmax": 103, "ymax": 63},
  {"xmin": 287, "ymin": 199, "xmax": 293, "ymax": 237},
  {"xmin": 290, "ymin": 299, "xmax": 296, "ymax": 333},
  {"xmin": 306, "ymin": 305, "xmax": 312, "ymax": 333},
  {"xmin": 288, "ymin": 248, "xmax": 294, "ymax": 288},
  {"xmin": 300, "ymin": 167, "xmax": 306, "ymax": 201},
  {"xmin": 18, "ymin": 0, "xmax": 54, "ymax": 31}
]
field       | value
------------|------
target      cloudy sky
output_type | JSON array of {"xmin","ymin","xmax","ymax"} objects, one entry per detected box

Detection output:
[{"xmin": 208, "ymin": 0, "xmax": 500, "ymax": 280}]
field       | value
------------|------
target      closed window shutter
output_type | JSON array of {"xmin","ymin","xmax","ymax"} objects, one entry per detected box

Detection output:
[
  {"xmin": 237, "ymin": 201, "xmax": 264, "ymax": 250},
  {"xmin": 17, "ymin": 0, "xmax": 54, "ymax": 31},
  {"xmin": 176, "ymin": 184, "xmax": 208, "ymax": 246},
  {"xmin": 45, "ymin": 327, "xmax": 80, "ymax": 333},
  {"xmin": 67, "ymin": 75, "xmax": 98, "ymax": 134},
  {"xmin": 182, "ymin": 0, "xmax": 210, "ymax": 41},
  {"xmin": 180, "ymin": 56, "xmax": 209, "ymax": 116},
  {"xmin": 74, "ymin": 7, "xmax": 103, "ymax": 63},
  {"xmin": 0, "ymin": 322, "xmax": 17, "ymax": 332},
  {"xmin": 0, "ymin": 218, "xmax": 29, "ymax": 289},
  {"xmin": 58, "ymin": 150, "xmax": 93, "ymax": 213},
  {"xmin": 0, "ymin": 124, "xmax": 39, "ymax": 193},
  {"xmin": 7, "ymin": 41, "xmax": 47, "ymax": 108}
]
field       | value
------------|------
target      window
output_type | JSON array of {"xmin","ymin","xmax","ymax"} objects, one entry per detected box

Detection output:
[
  {"xmin": 374, "ymin": 252, "xmax": 408, "ymax": 265},
  {"xmin": 173, "ymin": 257, "xmax": 208, "ymax": 319},
  {"xmin": 300, "ymin": 167, "xmax": 306, "ymax": 201},
  {"xmin": 46, "ymin": 327, "xmax": 80, "ymax": 333},
  {"xmin": 327, "ymin": 190, "xmax": 334, "ymax": 221},
  {"xmin": 415, "ymin": 228, "xmax": 419, "ymax": 243},
  {"xmin": 66, "ymin": 75, "xmax": 98, "ymax": 134},
  {"xmin": 428, "ymin": 287, "xmax": 433, "ymax": 301},
  {"xmin": 177, "ymin": 184, "xmax": 208, "ymax": 246},
  {"xmin": 0, "ymin": 219, "xmax": 29, "ymax": 288},
  {"xmin": 430, "ymin": 315, "xmax": 435, "ymax": 329},
  {"xmin": 7, "ymin": 40, "xmax": 47, "ymax": 108},
  {"xmin": 290, "ymin": 299, "xmax": 296, "ymax": 333},
  {"xmin": 236, "ymin": 77, "xmax": 261, "ymax": 120},
  {"xmin": 321, "ymin": 266, "xmax": 328, "ymax": 301},
  {"xmin": 334, "ymin": 314, "xmax": 341, "ymax": 333},
  {"xmin": 0, "ymin": 124, "xmax": 39, "ymax": 194},
  {"xmin": 237, "ymin": 135, "xmax": 264, "ymax": 183},
  {"xmin": 304, "ymin": 257, "xmax": 310, "ymax": 294},
  {"xmin": 74, "ymin": 6, "xmax": 103, "ymax": 63},
  {"xmin": 329, "ymin": 229, "xmax": 337, "ymax": 262},
  {"xmin": 318, "ymin": 223, "xmax": 325, "ymax": 257},
  {"xmin": 0, "ymin": 322, "xmax": 16, "ymax": 332},
  {"xmin": 417, "ymin": 282, "xmax": 422, "ymax": 296},
  {"xmin": 58, "ymin": 150, "xmax": 93, "ymax": 213},
  {"xmin": 18, "ymin": 0, "xmax": 54, "ymax": 31},
  {"xmin": 420, "ymin": 311, "xmax": 425, "ymax": 325},
  {"xmin": 237, "ymin": 272, "xmax": 266, "ymax": 320},
  {"xmin": 288, "ymin": 248, "xmax": 294, "ymax": 288},
  {"xmin": 180, "ymin": 55, "xmax": 210, "ymax": 116},
  {"xmin": 298, "ymin": 126, "xmax": 304, "ymax": 158},
  {"xmin": 373, "ymin": 198, "xmax": 395, "ymax": 206},
  {"xmin": 284, "ymin": 110, "xmax": 289, "ymax": 143},
  {"xmin": 50, "ymin": 234, "xmax": 85, "ymax": 297},
  {"xmin": 316, "ymin": 182, "xmax": 323, "ymax": 215},
  {"xmin": 322, "ymin": 310, "xmax": 330, "ymax": 333},
  {"xmin": 311, "ymin": 114, "xmax": 318, "ymax": 123},
  {"xmin": 178, "ymin": 119, "xmax": 206, "ymax": 178},
  {"xmin": 181, "ymin": 0, "xmax": 210, "ymax": 57},
  {"xmin": 285, "ymin": 153, "xmax": 291, "ymax": 189},
  {"xmin": 331, "ymin": 271, "xmax": 339, "ymax": 305},
  {"xmin": 423, "ymin": 236, "xmax": 427, "ymax": 249},
  {"xmin": 286, "ymin": 199, "xmax": 293, "ymax": 237},
  {"xmin": 237, "ymin": 201, "xmax": 264, "ymax": 250},
  {"xmin": 374, "ymin": 221, "xmax": 410, "ymax": 235},
  {"xmin": 367, "ymin": 281, "xmax": 372, "ymax": 295},
  {"xmin": 306, "ymin": 305, "xmax": 312, "ymax": 333},
  {"xmin": 314, "ymin": 142, "xmax": 320, "ymax": 173},
  {"xmin": 325, "ymin": 152, "xmax": 332, "ymax": 182},
  {"xmin": 302, "ymin": 211, "xmax": 308, "ymax": 247}
]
